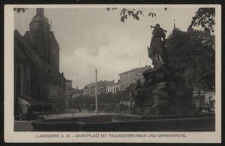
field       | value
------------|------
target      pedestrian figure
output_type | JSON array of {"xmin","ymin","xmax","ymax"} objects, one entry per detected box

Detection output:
[{"xmin": 79, "ymin": 105, "xmax": 81, "ymax": 112}]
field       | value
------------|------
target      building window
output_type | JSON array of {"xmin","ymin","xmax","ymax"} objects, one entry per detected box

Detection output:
[
  {"xmin": 35, "ymin": 30, "xmax": 43, "ymax": 37},
  {"xmin": 39, "ymin": 23, "xmax": 45, "ymax": 30}
]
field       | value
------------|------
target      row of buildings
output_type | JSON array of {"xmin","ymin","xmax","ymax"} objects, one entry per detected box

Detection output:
[
  {"xmin": 83, "ymin": 66, "xmax": 151, "ymax": 96},
  {"xmin": 83, "ymin": 65, "xmax": 215, "ymax": 111}
]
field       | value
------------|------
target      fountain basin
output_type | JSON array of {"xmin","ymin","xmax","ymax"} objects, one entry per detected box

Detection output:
[{"xmin": 31, "ymin": 113, "xmax": 215, "ymax": 131}]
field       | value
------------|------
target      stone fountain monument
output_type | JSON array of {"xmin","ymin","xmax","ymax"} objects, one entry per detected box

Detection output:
[{"xmin": 131, "ymin": 24, "xmax": 195, "ymax": 115}]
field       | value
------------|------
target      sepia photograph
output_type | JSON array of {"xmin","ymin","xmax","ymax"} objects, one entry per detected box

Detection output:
[{"xmin": 4, "ymin": 4, "xmax": 221, "ymax": 143}]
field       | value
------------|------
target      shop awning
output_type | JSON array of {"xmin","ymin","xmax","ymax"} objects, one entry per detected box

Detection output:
[{"xmin": 19, "ymin": 95, "xmax": 48, "ymax": 105}]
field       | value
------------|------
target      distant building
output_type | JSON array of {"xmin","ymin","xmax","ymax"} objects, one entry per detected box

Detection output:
[
  {"xmin": 192, "ymin": 91, "xmax": 215, "ymax": 110},
  {"xmin": 65, "ymin": 79, "xmax": 72, "ymax": 109},
  {"xmin": 205, "ymin": 92, "xmax": 215, "ymax": 110},
  {"xmin": 83, "ymin": 83, "xmax": 95, "ymax": 96},
  {"xmin": 192, "ymin": 91, "xmax": 206, "ymax": 108},
  {"xmin": 71, "ymin": 87, "xmax": 83, "ymax": 99},
  {"xmin": 119, "ymin": 66, "xmax": 151, "ymax": 91},
  {"xmin": 71, "ymin": 87, "xmax": 84, "ymax": 95},
  {"xmin": 14, "ymin": 8, "xmax": 66, "ymax": 115},
  {"xmin": 84, "ymin": 80, "xmax": 114, "ymax": 96},
  {"xmin": 69, "ymin": 87, "xmax": 84, "ymax": 107},
  {"xmin": 106, "ymin": 80, "xmax": 121, "ymax": 94}
]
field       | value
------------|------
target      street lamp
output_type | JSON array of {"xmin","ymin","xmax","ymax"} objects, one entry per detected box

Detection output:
[{"xmin": 95, "ymin": 68, "xmax": 98, "ymax": 113}]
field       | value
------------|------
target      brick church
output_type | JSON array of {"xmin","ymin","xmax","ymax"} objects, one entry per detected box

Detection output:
[{"xmin": 14, "ymin": 8, "xmax": 66, "ymax": 115}]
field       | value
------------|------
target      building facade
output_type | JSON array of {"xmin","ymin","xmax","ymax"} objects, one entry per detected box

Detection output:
[
  {"xmin": 119, "ymin": 66, "xmax": 151, "ymax": 91},
  {"xmin": 106, "ymin": 81, "xmax": 120, "ymax": 94},
  {"xmin": 65, "ymin": 80, "xmax": 72, "ymax": 109},
  {"xmin": 14, "ymin": 8, "xmax": 66, "ymax": 115},
  {"xmin": 84, "ymin": 80, "xmax": 114, "ymax": 96}
]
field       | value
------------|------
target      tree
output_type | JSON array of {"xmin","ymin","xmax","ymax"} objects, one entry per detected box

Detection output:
[
  {"xmin": 14, "ymin": 8, "xmax": 27, "ymax": 13},
  {"xmin": 108, "ymin": 7, "xmax": 215, "ymax": 31},
  {"xmin": 166, "ymin": 28, "xmax": 215, "ymax": 92},
  {"xmin": 191, "ymin": 8, "xmax": 215, "ymax": 32},
  {"xmin": 72, "ymin": 83, "xmax": 136, "ymax": 112}
]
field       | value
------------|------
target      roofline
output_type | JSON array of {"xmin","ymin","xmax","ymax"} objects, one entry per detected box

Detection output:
[
  {"xmin": 119, "ymin": 68, "xmax": 136, "ymax": 75},
  {"xmin": 119, "ymin": 66, "xmax": 151, "ymax": 75},
  {"xmin": 14, "ymin": 30, "xmax": 64, "ymax": 79}
]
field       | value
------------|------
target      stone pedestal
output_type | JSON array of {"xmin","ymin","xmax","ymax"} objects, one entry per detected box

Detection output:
[{"xmin": 131, "ymin": 68, "xmax": 196, "ymax": 115}]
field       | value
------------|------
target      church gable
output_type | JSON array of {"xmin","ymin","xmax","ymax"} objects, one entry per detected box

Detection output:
[
  {"xmin": 23, "ymin": 31, "xmax": 32, "ymax": 44},
  {"xmin": 14, "ymin": 41, "xmax": 28, "ymax": 60},
  {"xmin": 15, "ymin": 30, "xmax": 64, "ymax": 80}
]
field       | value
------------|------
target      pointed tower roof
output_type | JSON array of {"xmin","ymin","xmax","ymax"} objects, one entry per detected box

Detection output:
[{"xmin": 30, "ymin": 8, "xmax": 49, "ymax": 24}]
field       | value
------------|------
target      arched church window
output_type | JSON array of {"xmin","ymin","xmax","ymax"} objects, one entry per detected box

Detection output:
[{"xmin": 35, "ymin": 30, "xmax": 43, "ymax": 37}]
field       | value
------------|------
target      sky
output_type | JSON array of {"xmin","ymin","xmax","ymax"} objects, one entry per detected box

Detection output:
[{"xmin": 14, "ymin": 6, "xmax": 199, "ymax": 88}]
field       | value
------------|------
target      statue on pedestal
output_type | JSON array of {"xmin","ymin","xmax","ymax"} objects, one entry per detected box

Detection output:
[
  {"xmin": 148, "ymin": 24, "xmax": 168, "ymax": 69},
  {"xmin": 130, "ymin": 23, "xmax": 196, "ymax": 116}
]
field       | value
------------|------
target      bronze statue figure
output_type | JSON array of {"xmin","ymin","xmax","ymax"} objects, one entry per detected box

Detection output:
[{"xmin": 148, "ymin": 24, "xmax": 168, "ymax": 68}]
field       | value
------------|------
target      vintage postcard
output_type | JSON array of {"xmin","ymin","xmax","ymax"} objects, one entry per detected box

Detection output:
[{"xmin": 4, "ymin": 4, "xmax": 221, "ymax": 143}]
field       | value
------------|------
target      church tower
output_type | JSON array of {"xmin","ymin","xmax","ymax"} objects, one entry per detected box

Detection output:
[
  {"xmin": 28, "ymin": 8, "xmax": 59, "ymax": 72},
  {"xmin": 29, "ymin": 8, "xmax": 50, "ymax": 39}
]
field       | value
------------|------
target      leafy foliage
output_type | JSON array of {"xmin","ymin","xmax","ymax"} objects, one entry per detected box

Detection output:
[
  {"xmin": 106, "ymin": 7, "xmax": 215, "ymax": 29},
  {"xmin": 166, "ymin": 29, "xmax": 215, "ymax": 91},
  {"xmin": 106, "ymin": 7, "xmax": 167, "ymax": 23},
  {"xmin": 191, "ymin": 8, "xmax": 215, "ymax": 32},
  {"xmin": 14, "ymin": 8, "xmax": 27, "ymax": 13}
]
